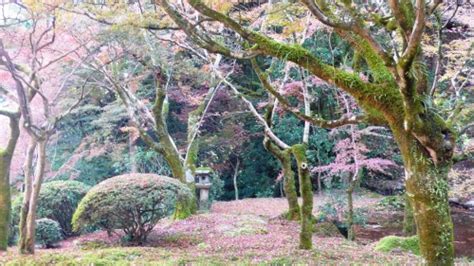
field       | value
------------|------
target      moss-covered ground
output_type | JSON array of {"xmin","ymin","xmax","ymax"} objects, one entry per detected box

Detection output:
[{"xmin": 1, "ymin": 192, "xmax": 472, "ymax": 265}]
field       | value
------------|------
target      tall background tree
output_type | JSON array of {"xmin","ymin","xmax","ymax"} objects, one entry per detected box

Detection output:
[{"xmin": 0, "ymin": 1, "xmax": 97, "ymax": 253}]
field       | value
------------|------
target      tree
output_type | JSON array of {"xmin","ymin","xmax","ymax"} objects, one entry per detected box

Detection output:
[
  {"xmin": 0, "ymin": 2, "xmax": 96, "ymax": 253},
  {"xmin": 313, "ymin": 93, "xmax": 396, "ymax": 241},
  {"xmin": 0, "ymin": 99, "xmax": 20, "ymax": 250},
  {"xmin": 156, "ymin": 1, "xmax": 467, "ymax": 264}
]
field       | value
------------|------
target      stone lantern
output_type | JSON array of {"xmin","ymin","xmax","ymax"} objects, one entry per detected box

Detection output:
[{"xmin": 195, "ymin": 167, "xmax": 212, "ymax": 210}]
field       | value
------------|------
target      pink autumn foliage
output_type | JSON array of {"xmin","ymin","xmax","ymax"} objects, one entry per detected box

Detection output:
[
  {"xmin": 313, "ymin": 128, "xmax": 396, "ymax": 177},
  {"xmin": 282, "ymin": 81, "xmax": 303, "ymax": 98}
]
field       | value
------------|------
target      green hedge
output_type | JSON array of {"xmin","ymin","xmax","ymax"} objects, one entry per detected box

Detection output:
[{"xmin": 11, "ymin": 180, "xmax": 89, "ymax": 238}]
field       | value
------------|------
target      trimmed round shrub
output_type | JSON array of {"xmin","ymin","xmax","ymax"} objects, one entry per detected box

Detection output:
[
  {"xmin": 72, "ymin": 174, "xmax": 193, "ymax": 244},
  {"xmin": 35, "ymin": 218, "xmax": 63, "ymax": 248},
  {"xmin": 11, "ymin": 180, "xmax": 90, "ymax": 237}
]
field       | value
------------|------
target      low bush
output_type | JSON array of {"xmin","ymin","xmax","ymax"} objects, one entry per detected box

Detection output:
[
  {"xmin": 35, "ymin": 218, "xmax": 63, "ymax": 248},
  {"xmin": 37, "ymin": 180, "xmax": 90, "ymax": 236},
  {"xmin": 377, "ymin": 195, "xmax": 405, "ymax": 210},
  {"xmin": 209, "ymin": 172, "xmax": 225, "ymax": 202},
  {"xmin": 72, "ymin": 174, "xmax": 193, "ymax": 244},
  {"xmin": 375, "ymin": 235, "xmax": 420, "ymax": 255},
  {"xmin": 11, "ymin": 180, "xmax": 89, "ymax": 237}
]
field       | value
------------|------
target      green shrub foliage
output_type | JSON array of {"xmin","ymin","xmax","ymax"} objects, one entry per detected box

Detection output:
[
  {"xmin": 377, "ymin": 195, "xmax": 405, "ymax": 210},
  {"xmin": 35, "ymin": 218, "xmax": 63, "ymax": 248},
  {"xmin": 72, "ymin": 174, "xmax": 193, "ymax": 244},
  {"xmin": 10, "ymin": 181, "xmax": 89, "ymax": 239},
  {"xmin": 36, "ymin": 181, "xmax": 90, "ymax": 236}
]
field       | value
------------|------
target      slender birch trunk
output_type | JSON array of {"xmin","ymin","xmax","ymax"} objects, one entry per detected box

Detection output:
[
  {"xmin": 233, "ymin": 159, "xmax": 240, "ymax": 200},
  {"xmin": 18, "ymin": 138, "xmax": 47, "ymax": 254}
]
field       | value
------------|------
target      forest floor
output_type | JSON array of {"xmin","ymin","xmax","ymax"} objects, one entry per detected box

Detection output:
[{"xmin": 1, "ymin": 191, "xmax": 473, "ymax": 265}]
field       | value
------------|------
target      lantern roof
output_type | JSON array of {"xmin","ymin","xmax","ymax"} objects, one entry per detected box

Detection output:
[{"xmin": 195, "ymin": 166, "xmax": 213, "ymax": 175}]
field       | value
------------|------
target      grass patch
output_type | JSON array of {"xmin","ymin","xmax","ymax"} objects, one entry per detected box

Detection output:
[{"xmin": 5, "ymin": 249, "xmax": 142, "ymax": 266}]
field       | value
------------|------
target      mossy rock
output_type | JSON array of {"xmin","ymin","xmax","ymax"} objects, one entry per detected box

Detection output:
[
  {"xmin": 313, "ymin": 222, "xmax": 343, "ymax": 237},
  {"xmin": 375, "ymin": 235, "xmax": 420, "ymax": 255}
]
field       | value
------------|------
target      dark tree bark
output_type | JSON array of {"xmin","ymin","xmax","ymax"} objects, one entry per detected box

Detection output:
[{"xmin": 0, "ymin": 111, "xmax": 20, "ymax": 250}]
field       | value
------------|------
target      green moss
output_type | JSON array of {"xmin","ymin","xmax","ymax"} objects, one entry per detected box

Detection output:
[
  {"xmin": 313, "ymin": 222, "xmax": 343, "ymax": 237},
  {"xmin": 5, "ymin": 249, "xmax": 142, "ymax": 266},
  {"xmin": 195, "ymin": 166, "xmax": 213, "ymax": 174},
  {"xmin": 397, "ymin": 134, "xmax": 455, "ymax": 265},
  {"xmin": 252, "ymin": 27, "xmax": 403, "ymax": 124},
  {"xmin": 76, "ymin": 239, "xmax": 110, "ymax": 250},
  {"xmin": 280, "ymin": 150, "xmax": 300, "ymax": 221},
  {"xmin": 291, "ymin": 144, "xmax": 313, "ymax": 250},
  {"xmin": 348, "ymin": 34, "xmax": 394, "ymax": 83},
  {"xmin": 403, "ymin": 194, "xmax": 416, "ymax": 235},
  {"xmin": 0, "ymin": 151, "xmax": 12, "ymax": 251},
  {"xmin": 173, "ymin": 193, "xmax": 197, "ymax": 220},
  {"xmin": 268, "ymin": 257, "xmax": 296, "ymax": 265},
  {"xmin": 222, "ymin": 216, "xmax": 268, "ymax": 237},
  {"xmin": 375, "ymin": 235, "xmax": 420, "ymax": 255}
]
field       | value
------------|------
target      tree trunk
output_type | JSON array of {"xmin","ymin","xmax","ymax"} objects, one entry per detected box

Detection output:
[
  {"xmin": 0, "ymin": 115, "xmax": 19, "ymax": 250},
  {"xmin": 315, "ymin": 151, "xmax": 323, "ymax": 194},
  {"xmin": 262, "ymin": 100, "xmax": 301, "ymax": 220},
  {"xmin": 0, "ymin": 152, "xmax": 12, "ymax": 251},
  {"xmin": 19, "ymin": 139, "xmax": 47, "ymax": 254},
  {"xmin": 233, "ymin": 159, "xmax": 240, "ymax": 200},
  {"xmin": 393, "ymin": 130, "xmax": 454, "ymax": 265},
  {"xmin": 292, "ymin": 144, "xmax": 313, "ymax": 250},
  {"xmin": 19, "ymin": 139, "xmax": 36, "ymax": 254},
  {"xmin": 128, "ymin": 127, "xmax": 137, "ymax": 173},
  {"xmin": 264, "ymin": 140, "xmax": 300, "ymax": 220},
  {"xmin": 317, "ymin": 172, "xmax": 322, "ymax": 195},
  {"xmin": 347, "ymin": 124, "xmax": 358, "ymax": 241},
  {"xmin": 403, "ymin": 192, "xmax": 416, "ymax": 235},
  {"xmin": 346, "ymin": 182, "xmax": 355, "ymax": 241},
  {"xmin": 280, "ymin": 150, "xmax": 300, "ymax": 221}
]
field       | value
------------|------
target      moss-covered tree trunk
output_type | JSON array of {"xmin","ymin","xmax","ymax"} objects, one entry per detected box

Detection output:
[
  {"xmin": 0, "ymin": 152, "xmax": 12, "ymax": 251},
  {"xmin": 280, "ymin": 150, "xmax": 301, "ymax": 221},
  {"xmin": 263, "ymin": 102, "xmax": 300, "ymax": 220},
  {"xmin": 393, "ymin": 129, "xmax": 454, "ymax": 265},
  {"xmin": 0, "ymin": 114, "xmax": 20, "ymax": 250},
  {"xmin": 151, "ymin": 74, "xmax": 186, "ymax": 183},
  {"xmin": 403, "ymin": 193, "xmax": 416, "ymax": 235},
  {"xmin": 265, "ymin": 144, "xmax": 300, "ymax": 221},
  {"xmin": 292, "ymin": 144, "xmax": 313, "ymax": 250}
]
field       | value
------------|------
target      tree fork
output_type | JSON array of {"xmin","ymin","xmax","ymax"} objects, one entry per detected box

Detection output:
[{"xmin": 263, "ymin": 102, "xmax": 300, "ymax": 220}]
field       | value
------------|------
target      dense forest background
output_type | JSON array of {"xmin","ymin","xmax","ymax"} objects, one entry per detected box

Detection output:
[{"xmin": 0, "ymin": 0, "xmax": 472, "ymax": 264}]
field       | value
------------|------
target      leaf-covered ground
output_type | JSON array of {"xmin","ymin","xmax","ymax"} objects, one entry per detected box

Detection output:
[{"xmin": 1, "ymin": 193, "xmax": 473, "ymax": 265}]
